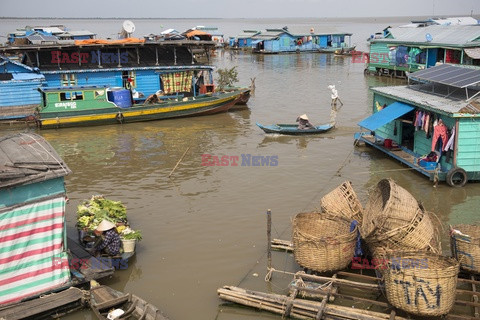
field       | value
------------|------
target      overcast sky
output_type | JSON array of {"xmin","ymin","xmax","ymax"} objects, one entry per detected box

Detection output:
[{"xmin": 1, "ymin": 0, "xmax": 478, "ymax": 18}]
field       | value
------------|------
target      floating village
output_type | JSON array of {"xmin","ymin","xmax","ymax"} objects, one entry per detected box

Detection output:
[{"xmin": 1, "ymin": 13, "xmax": 480, "ymax": 320}]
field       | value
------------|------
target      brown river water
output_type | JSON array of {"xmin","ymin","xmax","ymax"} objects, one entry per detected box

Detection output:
[{"xmin": 1, "ymin": 17, "xmax": 480, "ymax": 320}]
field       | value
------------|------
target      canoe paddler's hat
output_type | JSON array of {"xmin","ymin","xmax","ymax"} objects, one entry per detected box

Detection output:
[
  {"xmin": 96, "ymin": 220, "xmax": 115, "ymax": 232},
  {"xmin": 299, "ymin": 114, "xmax": 309, "ymax": 120}
]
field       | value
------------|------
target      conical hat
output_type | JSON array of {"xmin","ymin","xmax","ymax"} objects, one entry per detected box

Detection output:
[
  {"xmin": 299, "ymin": 114, "xmax": 309, "ymax": 120},
  {"xmin": 96, "ymin": 220, "xmax": 115, "ymax": 231}
]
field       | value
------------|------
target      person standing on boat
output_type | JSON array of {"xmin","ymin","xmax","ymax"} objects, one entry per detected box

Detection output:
[
  {"xmin": 296, "ymin": 114, "xmax": 315, "ymax": 130},
  {"xmin": 93, "ymin": 220, "xmax": 121, "ymax": 256},
  {"xmin": 328, "ymin": 84, "xmax": 343, "ymax": 107}
]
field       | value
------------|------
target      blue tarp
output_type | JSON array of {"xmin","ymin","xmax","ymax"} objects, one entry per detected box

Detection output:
[{"xmin": 358, "ymin": 102, "xmax": 414, "ymax": 131}]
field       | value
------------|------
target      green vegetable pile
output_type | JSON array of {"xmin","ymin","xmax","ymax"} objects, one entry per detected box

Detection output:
[{"xmin": 76, "ymin": 195, "xmax": 128, "ymax": 231}]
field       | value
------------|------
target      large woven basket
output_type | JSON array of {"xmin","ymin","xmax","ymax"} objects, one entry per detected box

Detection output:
[
  {"xmin": 383, "ymin": 252, "xmax": 459, "ymax": 316},
  {"xmin": 292, "ymin": 212, "xmax": 357, "ymax": 272},
  {"xmin": 451, "ymin": 224, "xmax": 480, "ymax": 273},
  {"xmin": 361, "ymin": 179, "xmax": 422, "ymax": 240},
  {"xmin": 319, "ymin": 181, "xmax": 363, "ymax": 223}
]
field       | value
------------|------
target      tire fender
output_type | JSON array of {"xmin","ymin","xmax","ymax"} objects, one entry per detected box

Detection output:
[{"xmin": 446, "ymin": 167, "xmax": 467, "ymax": 187}]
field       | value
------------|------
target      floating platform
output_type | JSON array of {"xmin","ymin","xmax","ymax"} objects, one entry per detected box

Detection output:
[{"xmin": 0, "ymin": 287, "xmax": 85, "ymax": 320}]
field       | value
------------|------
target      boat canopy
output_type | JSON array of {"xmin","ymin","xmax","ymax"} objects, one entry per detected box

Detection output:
[{"xmin": 358, "ymin": 102, "xmax": 414, "ymax": 131}]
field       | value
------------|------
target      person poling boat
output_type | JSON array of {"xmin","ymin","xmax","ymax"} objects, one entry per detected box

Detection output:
[
  {"xmin": 296, "ymin": 114, "xmax": 315, "ymax": 130},
  {"xmin": 328, "ymin": 84, "xmax": 343, "ymax": 107}
]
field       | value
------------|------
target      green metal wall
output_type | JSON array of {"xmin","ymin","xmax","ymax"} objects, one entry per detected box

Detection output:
[
  {"xmin": 369, "ymin": 42, "xmax": 390, "ymax": 68},
  {"xmin": 457, "ymin": 120, "xmax": 480, "ymax": 172},
  {"xmin": 0, "ymin": 177, "xmax": 66, "ymax": 208}
]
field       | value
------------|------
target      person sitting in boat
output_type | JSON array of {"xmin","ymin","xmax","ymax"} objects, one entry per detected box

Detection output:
[
  {"xmin": 296, "ymin": 114, "xmax": 315, "ymax": 130},
  {"xmin": 93, "ymin": 220, "xmax": 121, "ymax": 257}
]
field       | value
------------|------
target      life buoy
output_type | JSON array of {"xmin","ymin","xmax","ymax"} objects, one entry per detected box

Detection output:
[
  {"xmin": 446, "ymin": 167, "xmax": 467, "ymax": 187},
  {"xmin": 116, "ymin": 112, "xmax": 124, "ymax": 123}
]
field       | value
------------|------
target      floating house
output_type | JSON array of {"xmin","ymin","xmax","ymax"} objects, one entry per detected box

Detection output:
[
  {"xmin": 365, "ymin": 25, "xmax": 480, "ymax": 77},
  {"xmin": 250, "ymin": 26, "xmax": 353, "ymax": 54},
  {"xmin": 194, "ymin": 26, "xmax": 225, "ymax": 46},
  {"xmin": 399, "ymin": 16, "xmax": 479, "ymax": 28},
  {"xmin": 0, "ymin": 133, "xmax": 72, "ymax": 305},
  {"xmin": 0, "ymin": 55, "xmax": 44, "ymax": 119},
  {"xmin": 0, "ymin": 39, "xmax": 218, "ymax": 102},
  {"xmin": 229, "ymin": 30, "xmax": 260, "ymax": 49},
  {"xmin": 7, "ymin": 26, "xmax": 95, "ymax": 45},
  {"xmin": 355, "ymin": 64, "xmax": 480, "ymax": 187}
]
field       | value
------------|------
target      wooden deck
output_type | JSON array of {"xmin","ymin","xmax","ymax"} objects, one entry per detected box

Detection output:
[
  {"xmin": 357, "ymin": 134, "xmax": 444, "ymax": 181},
  {"xmin": 67, "ymin": 237, "xmax": 115, "ymax": 284},
  {"xmin": 0, "ymin": 287, "xmax": 85, "ymax": 320}
]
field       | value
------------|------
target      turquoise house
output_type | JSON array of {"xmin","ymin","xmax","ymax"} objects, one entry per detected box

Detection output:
[
  {"xmin": 355, "ymin": 64, "xmax": 480, "ymax": 187},
  {"xmin": 366, "ymin": 25, "xmax": 480, "ymax": 77}
]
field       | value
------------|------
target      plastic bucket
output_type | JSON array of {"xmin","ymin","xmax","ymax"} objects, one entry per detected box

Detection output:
[{"xmin": 122, "ymin": 239, "xmax": 136, "ymax": 253}]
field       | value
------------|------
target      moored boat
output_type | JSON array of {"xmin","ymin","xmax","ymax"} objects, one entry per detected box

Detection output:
[
  {"xmin": 256, "ymin": 122, "xmax": 334, "ymax": 135},
  {"xmin": 90, "ymin": 284, "xmax": 169, "ymax": 320},
  {"xmin": 33, "ymin": 85, "xmax": 247, "ymax": 128}
]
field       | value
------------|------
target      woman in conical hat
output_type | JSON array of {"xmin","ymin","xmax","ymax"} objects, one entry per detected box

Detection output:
[
  {"xmin": 296, "ymin": 114, "xmax": 314, "ymax": 129},
  {"xmin": 93, "ymin": 220, "xmax": 121, "ymax": 256}
]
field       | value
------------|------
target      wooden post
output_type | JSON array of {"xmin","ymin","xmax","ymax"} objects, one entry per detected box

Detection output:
[
  {"xmin": 168, "ymin": 146, "xmax": 191, "ymax": 178},
  {"xmin": 267, "ymin": 209, "xmax": 272, "ymax": 271}
]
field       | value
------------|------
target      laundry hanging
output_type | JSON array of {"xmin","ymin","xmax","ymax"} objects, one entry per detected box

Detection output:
[{"xmin": 431, "ymin": 119, "xmax": 448, "ymax": 152}]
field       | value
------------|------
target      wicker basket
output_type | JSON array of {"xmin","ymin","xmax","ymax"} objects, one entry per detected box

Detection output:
[
  {"xmin": 320, "ymin": 181, "xmax": 363, "ymax": 223},
  {"xmin": 383, "ymin": 252, "xmax": 459, "ymax": 316},
  {"xmin": 292, "ymin": 212, "xmax": 357, "ymax": 272},
  {"xmin": 361, "ymin": 179, "xmax": 422, "ymax": 239},
  {"xmin": 451, "ymin": 225, "xmax": 480, "ymax": 273}
]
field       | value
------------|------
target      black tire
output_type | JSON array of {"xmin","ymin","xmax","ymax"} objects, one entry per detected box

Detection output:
[{"xmin": 446, "ymin": 167, "xmax": 468, "ymax": 187}]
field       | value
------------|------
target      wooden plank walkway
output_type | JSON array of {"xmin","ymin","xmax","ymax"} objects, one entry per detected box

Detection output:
[{"xmin": 0, "ymin": 287, "xmax": 85, "ymax": 320}]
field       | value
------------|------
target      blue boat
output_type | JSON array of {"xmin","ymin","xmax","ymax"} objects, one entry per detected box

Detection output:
[{"xmin": 256, "ymin": 122, "xmax": 334, "ymax": 135}]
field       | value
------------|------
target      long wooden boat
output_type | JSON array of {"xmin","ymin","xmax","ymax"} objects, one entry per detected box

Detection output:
[
  {"xmin": 33, "ymin": 86, "xmax": 248, "ymax": 129},
  {"xmin": 318, "ymin": 45, "xmax": 356, "ymax": 53},
  {"xmin": 256, "ymin": 122, "xmax": 334, "ymax": 135},
  {"xmin": 90, "ymin": 285, "xmax": 169, "ymax": 320}
]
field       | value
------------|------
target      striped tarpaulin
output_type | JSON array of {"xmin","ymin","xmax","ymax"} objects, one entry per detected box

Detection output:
[{"xmin": 0, "ymin": 197, "xmax": 70, "ymax": 305}]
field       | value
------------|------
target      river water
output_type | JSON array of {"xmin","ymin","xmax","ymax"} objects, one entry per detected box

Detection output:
[{"xmin": 2, "ymin": 17, "xmax": 480, "ymax": 320}]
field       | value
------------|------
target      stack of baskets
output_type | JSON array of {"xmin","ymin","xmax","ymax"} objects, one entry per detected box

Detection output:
[
  {"xmin": 292, "ymin": 212, "xmax": 357, "ymax": 272},
  {"xmin": 383, "ymin": 251, "xmax": 459, "ymax": 316},
  {"xmin": 360, "ymin": 179, "xmax": 439, "ymax": 258},
  {"xmin": 450, "ymin": 224, "xmax": 480, "ymax": 273}
]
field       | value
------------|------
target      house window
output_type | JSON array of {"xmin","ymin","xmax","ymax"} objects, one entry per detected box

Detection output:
[
  {"xmin": 61, "ymin": 74, "xmax": 77, "ymax": 86},
  {"xmin": 60, "ymin": 91, "xmax": 83, "ymax": 101}
]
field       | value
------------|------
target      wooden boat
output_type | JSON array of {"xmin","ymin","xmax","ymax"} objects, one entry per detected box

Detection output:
[
  {"xmin": 90, "ymin": 284, "xmax": 169, "ymax": 320},
  {"xmin": 33, "ymin": 86, "xmax": 248, "ymax": 129},
  {"xmin": 256, "ymin": 122, "xmax": 334, "ymax": 135},
  {"xmin": 318, "ymin": 45, "xmax": 356, "ymax": 54},
  {"xmin": 334, "ymin": 49, "xmax": 364, "ymax": 56}
]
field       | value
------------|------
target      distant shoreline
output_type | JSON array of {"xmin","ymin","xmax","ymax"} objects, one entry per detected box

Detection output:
[{"xmin": 0, "ymin": 15, "xmax": 478, "ymax": 21}]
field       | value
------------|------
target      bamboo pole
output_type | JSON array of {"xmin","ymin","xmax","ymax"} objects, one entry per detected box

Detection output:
[
  {"xmin": 168, "ymin": 146, "xmax": 191, "ymax": 178},
  {"xmin": 267, "ymin": 209, "xmax": 272, "ymax": 273}
]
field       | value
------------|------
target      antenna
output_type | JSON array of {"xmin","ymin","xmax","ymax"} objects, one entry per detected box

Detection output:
[{"xmin": 121, "ymin": 20, "xmax": 136, "ymax": 38}]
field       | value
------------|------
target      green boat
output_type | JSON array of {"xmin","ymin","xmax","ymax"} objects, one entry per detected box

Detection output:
[{"xmin": 34, "ymin": 85, "xmax": 249, "ymax": 129}]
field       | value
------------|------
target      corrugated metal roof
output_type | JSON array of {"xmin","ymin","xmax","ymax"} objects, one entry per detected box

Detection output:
[
  {"xmin": 465, "ymin": 47, "xmax": 480, "ymax": 59},
  {"xmin": 237, "ymin": 30, "xmax": 260, "ymax": 38},
  {"xmin": 26, "ymin": 33, "xmax": 59, "ymax": 43},
  {"xmin": 374, "ymin": 25, "xmax": 480, "ymax": 46},
  {"xmin": 371, "ymin": 84, "xmax": 480, "ymax": 116},
  {"xmin": 0, "ymin": 133, "xmax": 71, "ymax": 189}
]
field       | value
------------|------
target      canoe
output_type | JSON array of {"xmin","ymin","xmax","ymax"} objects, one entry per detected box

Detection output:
[
  {"xmin": 90, "ymin": 284, "xmax": 169, "ymax": 320},
  {"xmin": 256, "ymin": 122, "xmax": 334, "ymax": 135},
  {"xmin": 34, "ymin": 86, "xmax": 249, "ymax": 129}
]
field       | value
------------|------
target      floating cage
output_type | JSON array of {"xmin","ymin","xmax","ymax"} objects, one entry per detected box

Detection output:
[
  {"xmin": 451, "ymin": 224, "xmax": 480, "ymax": 273},
  {"xmin": 292, "ymin": 212, "xmax": 357, "ymax": 272},
  {"xmin": 320, "ymin": 181, "xmax": 363, "ymax": 223},
  {"xmin": 383, "ymin": 252, "xmax": 459, "ymax": 316}
]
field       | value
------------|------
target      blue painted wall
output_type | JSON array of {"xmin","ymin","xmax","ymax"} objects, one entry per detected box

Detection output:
[
  {"xmin": 0, "ymin": 177, "xmax": 65, "ymax": 208},
  {"xmin": 0, "ymin": 79, "xmax": 43, "ymax": 107}
]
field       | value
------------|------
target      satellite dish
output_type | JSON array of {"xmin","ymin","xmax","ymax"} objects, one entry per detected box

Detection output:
[
  {"xmin": 425, "ymin": 33, "xmax": 433, "ymax": 42},
  {"xmin": 123, "ymin": 20, "xmax": 136, "ymax": 34}
]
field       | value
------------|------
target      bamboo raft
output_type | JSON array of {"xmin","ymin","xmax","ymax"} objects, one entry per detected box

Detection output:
[{"xmin": 217, "ymin": 238, "xmax": 480, "ymax": 320}]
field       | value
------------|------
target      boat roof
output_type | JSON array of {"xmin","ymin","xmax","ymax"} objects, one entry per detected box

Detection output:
[
  {"xmin": 39, "ymin": 85, "xmax": 109, "ymax": 92},
  {"xmin": 374, "ymin": 25, "xmax": 480, "ymax": 47},
  {"xmin": 0, "ymin": 133, "xmax": 71, "ymax": 189},
  {"xmin": 371, "ymin": 84, "xmax": 480, "ymax": 117}
]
